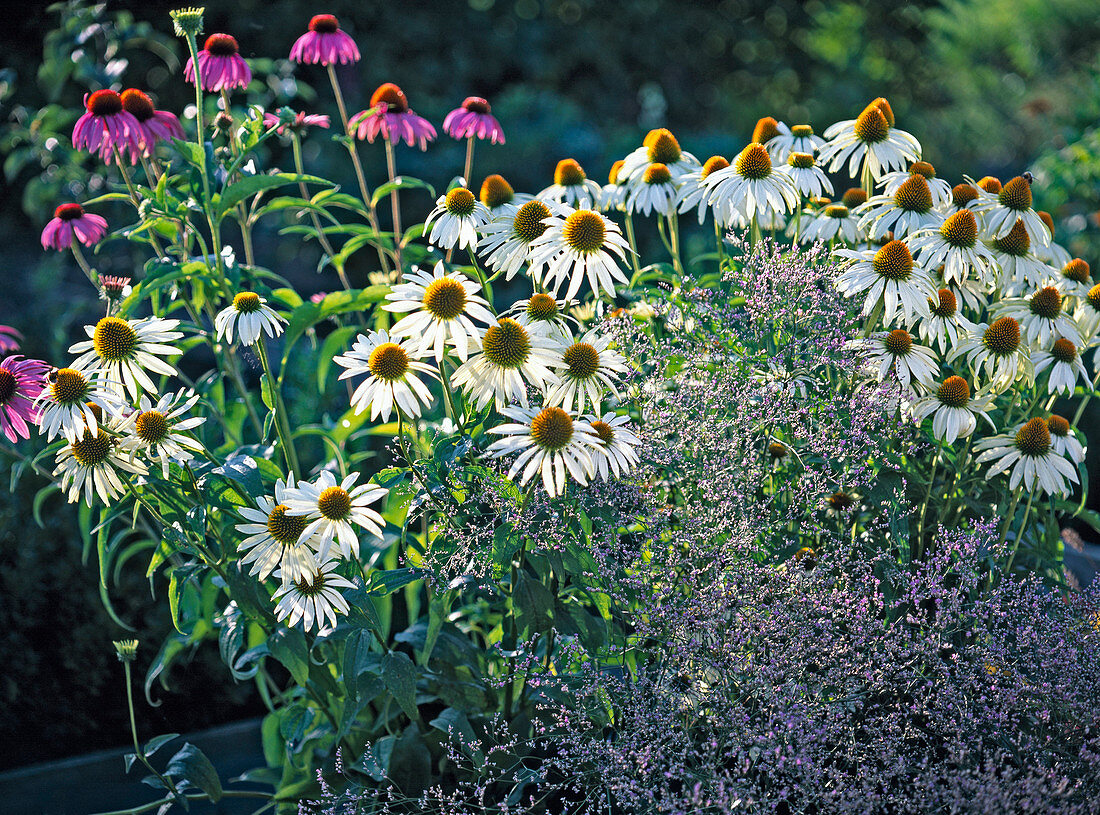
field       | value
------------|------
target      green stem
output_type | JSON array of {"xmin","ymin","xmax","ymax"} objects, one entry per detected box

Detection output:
[
  {"xmin": 256, "ymin": 338, "xmax": 301, "ymax": 477},
  {"xmin": 714, "ymin": 218, "xmax": 726, "ymax": 272},
  {"xmin": 914, "ymin": 440, "xmax": 943, "ymax": 561},
  {"xmin": 863, "ymin": 294, "xmax": 885, "ymax": 337},
  {"xmin": 1005, "ymin": 491, "xmax": 1035, "ymax": 574},
  {"xmin": 623, "ymin": 212, "xmax": 643, "ymax": 280},
  {"xmin": 860, "ymin": 157, "xmax": 875, "ymax": 198},
  {"xmin": 995, "ymin": 490, "xmax": 1023, "ymax": 551},
  {"xmin": 384, "ymin": 138, "xmax": 405, "ymax": 277},
  {"xmin": 70, "ymin": 243, "xmax": 99, "ymax": 289},
  {"xmin": 666, "ymin": 211, "xmax": 684, "ymax": 276},
  {"xmin": 750, "ymin": 213, "xmax": 762, "ymax": 247},
  {"xmin": 291, "ymin": 133, "xmax": 347, "ymax": 288},
  {"xmin": 438, "ymin": 360, "xmax": 459, "ymax": 425},
  {"xmin": 122, "ymin": 660, "xmax": 182, "ymax": 799},
  {"xmin": 113, "ymin": 147, "xmax": 166, "ymax": 259},
  {"xmin": 1072, "ymin": 366, "xmax": 1100, "ymax": 425},
  {"xmin": 463, "ymin": 135, "xmax": 476, "ymax": 186}
]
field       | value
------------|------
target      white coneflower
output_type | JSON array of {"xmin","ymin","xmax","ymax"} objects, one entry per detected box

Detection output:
[
  {"xmin": 1057, "ymin": 258, "xmax": 1093, "ymax": 306},
  {"xmin": 975, "ymin": 417, "xmax": 1078, "ymax": 496},
  {"xmin": 334, "ymin": 330, "xmax": 438, "ymax": 422},
  {"xmin": 944, "ymin": 182, "xmax": 981, "ymax": 216},
  {"xmin": 546, "ymin": 328, "xmax": 628, "ymax": 414},
  {"xmin": 908, "ymin": 209, "xmax": 998, "ymax": 287},
  {"xmin": 486, "ymin": 404, "xmax": 602, "ymax": 497},
  {"xmin": 777, "ymin": 152, "xmax": 833, "ymax": 199},
  {"xmin": 626, "ymin": 162, "xmax": 679, "ymax": 217},
  {"xmin": 993, "ymin": 285, "xmax": 1081, "ymax": 347},
  {"xmin": 617, "ymin": 128, "xmax": 700, "ymax": 184},
  {"xmin": 818, "ymin": 98, "xmax": 921, "ymax": 181},
  {"xmin": 704, "ymin": 143, "xmax": 799, "ymax": 223},
  {"xmin": 1074, "ymin": 283, "xmax": 1100, "ymax": 343},
  {"xmin": 597, "ymin": 160, "xmax": 630, "ymax": 213},
  {"xmin": 586, "ymin": 411, "xmax": 641, "ymax": 480},
  {"xmin": 860, "ymin": 329, "xmax": 939, "ymax": 391},
  {"xmin": 987, "ymin": 219, "xmax": 1055, "ymax": 294},
  {"xmin": 942, "ymin": 275, "xmax": 990, "ymax": 316},
  {"xmin": 214, "ymin": 292, "xmax": 286, "ymax": 346},
  {"xmin": 53, "ymin": 425, "xmax": 146, "ymax": 505},
  {"xmin": 383, "ymin": 262, "xmax": 496, "ymax": 361},
  {"xmin": 478, "ymin": 174, "xmax": 532, "ymax": 219},
  {"xmin": 272, "ymin": 556, "xmax": 356, "ymax": 632},
  {"xmin": 910, "ymin": 375, "xmax": 993, "ymax": 444},
  {"xmin": 235, "ymin": 477, "xmax": 318, "ymax": 585},
  {"xmin": 528, "ymin": 209, "xmax": 631, "ymax": 301},
  {"xmin": 856, "ymin": 174, "xmax": 941, "ymax": 240},
  {"xmin": 1034, "ymin": 211, "xmax": 1072, "ymax": 270},
  {"xmin": 35, "ymin": 365, "xmax": 123, "ymax": 443},
  {"xmin": 797, "ymin": 203, "xmax": 861, "ymax": 245},
  {"xmin": 949, "ymin": 317, "xmax": 1034, "ymax": 391},
  {"xmin": 835, "ymin": 240, "xmax": 935, "ymax": 324},
  {"xmin": 881, "ymin": 161, "xmax": 952, "ymax": 209},
  {"xmin": 507, "ymin": 292, "xmax": 576, "ymax": 342},
  {"xmin": 477, "ymin": 199, "xmax": 564, "ymax": 283},
  {"xmin": 121, "ymin": 390, "xmax": 205, "ymax": 478},
  {"xmin": 676, "ymin": 155, "xmax": 730, "ymax": 225},
  {"xmin": 1046, "ymin": 414, "xmax": 1085, "ymax": 464},
  {"xmin": 539, "ymin": 158, "xmax": 602, "ymax": 208},
  {"xmin": 972, "ymin": 174, "xmax": 1050, "ymax": 247},
  {"xmin": 765, "ymin": 123, "xmax": 824, "ymax": 163},
  {"xmin": 1032, "ymin": 337, "xmax": 1089, "ymax": 395},
  {"xmin": 283, "ymin": 470, "xmax": 386, "ymax": 560},
  {"xmin": 451, "ymin": 317, "xmax": 563, "ymax": 411},
  {"xmin": 425, "ymin": 186, "xmax": 491, "ymax": 251},
  {"xmin": 69, "ymin": 315, "xmax": 183, "ymax": 400},
  {"xmin": 916, "ymin": 288, "xmax": 976, "ymax": 354}
]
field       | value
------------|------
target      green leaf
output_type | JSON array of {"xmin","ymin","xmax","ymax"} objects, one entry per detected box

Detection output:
[
  {"xmin": 370, "ymin": 176, "xmax": 436, "ymax": 208},
  {"xmin": 381, "ymin": 651, "xmax": 420, "ymax": 722},
  {"xmin": 143, "ymin": 733, "xmax": 180, "ymax": 758},
  {"xmin": 268, "ymin": 627, "xmax": 310, "ymax": 686},
  {"xmin": 367, "ymin": 568, "xmax": 423, "ymax": 596},
  {"xmin": 513, "ymin": 572, "xmax": 555, "ymax": 635},
  {"xmin": 259, "ymin": 373, "xmax": 276, "ymax": 411},
  {"xmin": 166, "ymin": 743, "xmax": 223, "ymax": 801},
  {"xmin": 280, "ymin": 286, "xmax": 390, "ymax": 367},
  {"xmin": 215, "ymin": 173, "xmax": 333, "ymax": 220}
]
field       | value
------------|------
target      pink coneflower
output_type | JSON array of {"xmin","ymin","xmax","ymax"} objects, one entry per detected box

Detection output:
[
  {"xmin": 71, "ymin": 90, "xmax": 142, "ymax": 164},
  {"xmin": 0, "ymin": 327, "xmax": 21, "ymax": 353},
  {"xmin": 352, "ymin": 83, "xmax": 436, "ymax": 151},
  {"xmin": 262, "ymin": 110, "xmax": 330, "ymax": 136},
  {"xmin": 290, "ymin": 14, "xmax": 360, "ymax": 65},
  {"xmin": 443, "ymin": 97, "xmax": 505, "ymax": 144},
  {"xmin": 0, "ymin": 356, "xmax": 49, "ymax": 443},
  {"xmin": 121, "ymin": 89, "xmax": 183, "ymax": 158},
  {"xmin": 185, "ymin": 33, "xmax": 252, "ymax": 92},
  {"xmin": 41, "ymin": 204, "xmax": 108, "ymax": 251}
]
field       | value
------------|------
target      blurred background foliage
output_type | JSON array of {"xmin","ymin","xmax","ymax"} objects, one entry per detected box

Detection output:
[{"xmin": 2, "ymin": 0, "xmax": 1099, "ymax": 768}]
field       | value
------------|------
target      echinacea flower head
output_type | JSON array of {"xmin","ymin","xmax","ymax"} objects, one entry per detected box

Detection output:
[
  {"xmin": 272, "ymin": 556, "xmax": 355, "ymax": 632},
  {"xmin": 34, "ymin": 366, "xmax": 123, "ymax": 443},
  {"xmin": 53, "ymin": 424, "xmax": 146, "ymax": 505},
  {"xmin": 975, "ymin": 417, "xmax": 1079, "ymax": 496},
  {"xmin": 798, "ymin": 203, "xmax": 861, "ymax": 245},
  {"xmin": 949, "ymin": 183, "xmax": 980, "ymax": 213},
  {"xmin": 334, "ymin": 329, "xmax": 438, "ymax": 422},
  {"xmin": 950, "ymin": 316, "xmax": 1034, "ymax": 391},
  {"xmin": 41, "ymin": 203, "xmax": 107, "ymax": 251},
  {"xmin": 1032, "ymin": 337, "xmax": 1089, "ymax": 395},
  {"xmin": 704, "ymin": 143, "xmax": 799, "ymax": 222},
  {"xmin": 214, "ymin": 292, "xmax": 286, "ymax": 346},
  {"xmin": 917, "ymin": 287, "xmax": 975, "ymax": 353},
  {"xmin": 540, "ymin": 159, "xmax": 603, "ymax": 209},
  {"xmin": 69, "ymin": 316, "xmax": 184, "ymax": 400},
  {"xmin": 765, "ymin": 123, "xmax": 824, "ymax": 163},
  {"xmin": 283, "ymin": 470, "xmax": 386, "ymax": 561},
  {"xmin": 443, "ymin": 96, "xmax": 505, "ymax": 144},
  {"xmin": 528, "ymin": 208, "xmax": 631, "ymax": 301},
  {"xmin": 586, "ymin": 411, "xmax": 641, "ymax": 480},
  {"xmin": 546, "ymin": 328, "xmax": 628, "ymax": 414},
  {"xmin": 841, "ymin": 188, "xmax": 868, "ymax": 209},
  {"xmin": 911, "ymin": 375, "xmax": 994, "ymax": 444},
  {"xmin": 819, "ymin": 98, "xmax": 921, "ymax": 181},
  {"xmin": 975, "ymin": 174, "xmax": 1050, "ymax": 247},
  {"xmin": 988, "ymin": 219, "xmax": 1053, "ymax": 294},
  {"xmin": 451, "ymin": 317, "xmax": 563, "ymax": 410},
  {"xmin": 169, "ymin": 7, "xmax": 205, "ymax": 38},
  {"xmin": 861, "ymin": 329, "xmax": 939, "ymax": 391},
  {"xmin": 425, "ymin": 186, "xmax": 491, "ymax": 251},
  {"xmin": 120, "ymin": 89, "xmax": 184, "ymax": 159},
  {"xmin": 626, "ymin": 162, "xmax": 680, "ymax": 217},
  {"xmin": 236, "ymin": 477, "xmax": 318, "ymax": 584},
  {"xmin": 100, "ymin": 276, "xmax": 132, "ymax": 305},
  {"xmin": 908, "ymin": 209, "xmax": 997, "ymax": 287},
  {"xmin": 676, "ymin": 155, "xmax": 730, "ymax": 224},
  {"xmin": 71, "ymin": 90, "xmax": 142, "ymax": 164},
  {"xmin": 618, "ymin": 128, "xmax": 699, "ymax": 185},
  {"xmin": 881, "ymin": 160, "xmax": 952, "ymax": 209},
  {"xmin": 857, "ymin": 174, "xmax": 941, "ymax": 240},
  {"xmin": 993, "ymin": 285, "xmax": 1081, "ymax": 347},
  {"xmin": 477, "ymin": 198, "xmax": 564, "ymax": 283},
  {"xmin": 384, "ymin": 263, "xmax": 495, "ymax": 361},
  {"xmin": 262, "ymin": 109, "xmax": 330, "ymax": 136},
  {"xmin": 352, "ymin": 83, "xmax": 436, "ymax": 150},
  {"xmin": 121, "ymin": 390, "xmax": 205, "ymax": 478},
  {"xmin": 486, "ymin": 405, "xmax": 602, "ymax": 497},
  {"xmin": 1059, "ymin": 258, "xmax": 1092, "ymax": 302},
  {"xmin": 1047, "ymin": 414, "xmax": 1086, "ymax": 464},
  {"xmin": 185, "ymin": 33, "xmax": 251, "ymax": 92},
  {"xmin": 479, "ymin": 174, "xmax": 529, "ymax": 216},
  {"xmin": 289, "ymin": 14, "xmax": 360, "ymax": 65},
  {"xmin": 778, "ymin": 152, "xmax": 833, "ymax": 198},
  {"xmin": 0, "ymin": 356, "xmax": 48, "ymax": 443},
  {"xmin": 0, "ymin": 326, "xmax": 20, "ymax": 353},
  {"xmin": 598, "ymin": 160, "xmax": 630, "ymax": 213},
  {"xmin": 835, "ymin": 239, "xmax": 935, "ymax": 324}
]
